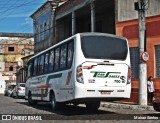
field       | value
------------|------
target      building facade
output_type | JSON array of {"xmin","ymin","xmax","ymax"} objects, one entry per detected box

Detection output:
[
  {"xmin": 32, "ymin": 0, "xmax": 115, "ymax": 53},
  {"xmin": 15, "ymin": 54, "xmax": 34, "ymax": 85},
  {"xmin": 31, "ymin": 0, "xmax": 160, "ymax": 103},
  {"xmin": 0, "ymin": 33, "xmax": 34, "ymax": 94},
  {"xmin": 31, "ymin": 0, "xmax": 66, "ymax": 53},
  {"xmin": 116, "ymin": 0, "xmax": 160, "ymax": 103},
  {"xmin": 55, "ymin": 0, "xmax": 115, "ymax": 42}
]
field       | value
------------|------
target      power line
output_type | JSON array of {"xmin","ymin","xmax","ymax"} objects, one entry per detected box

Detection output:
[
  {"xmin": 0, "ymin": 0, "xmax": 19, "ymax": 14},
  {"xmin": 0, "ymin": 0, "xmax": 116, "ymax": 43},
  {"xmin": 0, "ymin": 0, "xmax": 44, "ymax": 11},
  {"xmin": 0, "ymin": 3, "xmax": 44, "ymax": 8},
  {"xmin": 144, "ymin": 0, "xmax": 150, "ymax": 10},
  {"xmin": 21, "ymin": 27, "xmax": 33, "ymax": 33},
  {"xmin": 0, "ymin": 0, "xmax": 12, "ymax": 8},
  {"xmin": 0, "ymin": 0, "xmax": 112, "ymax": 45},
  {"xmin": 0, "ymin": 0, "xmax": 44, "ymax": 21},
  {"xmin": 0, "ymin": 1, "xmax": 11, "ymax": 8},
  {"xmin": 0, "ymin": 0, "xmax": 46, "ymax": 35}
]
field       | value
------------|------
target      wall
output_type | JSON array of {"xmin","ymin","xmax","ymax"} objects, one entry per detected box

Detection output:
[
  {"xmin": 116, "ymin": 0, "xmax": 160, "ymax": 22},
  {"xmin": 56, "ymin": 0, "xmax": 115, "ymax": 42},
  {"xmin": 0, "ymin": 37, "xmax": 34, "ymax": 72},
  {"xmin": 0, "ymin": 73, "xmax": 16, "ymax": 94},
  {"xmin": 0, "ymin": 80, "xmax": 5, "ymax": 94},
  {"xmin": 32, "ymin": 2, "xmax": 55, "ymax": 53},
  {"xmin": 56, "ymin": 15, "xmax": 72, "ymax": 42},
  {"xmin": 0, "ymin": 72, "xmax": 16, "ymax": 81},
  {"xmin": 0, "ymin": 62, "xmax": 5, "ymax": 71},
  {"xmin": 0, "ymin": 34, "xmax": 34, "ymax": 88},
  {"xmin": 116, "ymin": 15, "xmax": 160, "ymax": 103},
  {"xmin": 56, "ymin": 0, "xmax": 86, "ymax": 19}
]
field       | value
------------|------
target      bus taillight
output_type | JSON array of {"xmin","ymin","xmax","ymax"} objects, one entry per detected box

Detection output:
[
  {"xmin": 76, "ymin": 65, "xmax": 84, "ymax": 83},
  {"xmin": 127, "ymin": 68, "xmax": 132, "ymax": 84}
]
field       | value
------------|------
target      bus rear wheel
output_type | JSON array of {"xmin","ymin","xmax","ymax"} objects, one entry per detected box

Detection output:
[
  {"xmin": 85, "ymin": 101, "xmax": 100, "ymax": 111},
  {"xmin": 50, "ymin": 92, "xmax": 61, "ymax": 111},
  {"xmin": 28, "ymin": 92, "xmax": 37, "ymax": 105}
]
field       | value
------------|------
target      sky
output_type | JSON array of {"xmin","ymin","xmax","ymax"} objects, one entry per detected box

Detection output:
[{"xmin": 0, "ymin": 0, "xmax": 47, "ymax": 33}]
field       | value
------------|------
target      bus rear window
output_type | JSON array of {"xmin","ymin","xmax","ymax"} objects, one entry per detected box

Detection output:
[{"xmin": 81, "ymin": 36, "xmax": 128, "ymax": 60}]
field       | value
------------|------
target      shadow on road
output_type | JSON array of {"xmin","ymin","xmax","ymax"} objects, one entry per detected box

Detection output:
[
  {"xmin": 16, "ymin": 100, "xmax": 115, "ymax": 115},
  {"xmin": 15, "ymin": 99, "xmax": 160, "ymax": 120},
  {"xmin": 16, "ymin": 101, "xmax": 120, "ymax": 120}
]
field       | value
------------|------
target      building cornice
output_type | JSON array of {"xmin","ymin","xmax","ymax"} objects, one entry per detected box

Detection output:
[{"xmin": 0, "ymin": 33, "xmax": 33, "ymax": 38}]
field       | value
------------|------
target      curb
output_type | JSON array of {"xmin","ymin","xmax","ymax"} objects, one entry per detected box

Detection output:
[{"xmin": 101, "ymin": 102, "xmax": 154, "ymax": 111}]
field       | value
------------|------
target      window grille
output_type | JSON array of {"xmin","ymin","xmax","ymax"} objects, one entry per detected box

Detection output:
[{"xmin": 130, "ymin": 47, "xmax": 140, "ymax": 78}]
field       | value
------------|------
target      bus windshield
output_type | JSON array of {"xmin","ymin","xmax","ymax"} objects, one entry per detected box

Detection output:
[{"xmin": 81, "ymin": 35, "xmax": 128, "ymax": 60}]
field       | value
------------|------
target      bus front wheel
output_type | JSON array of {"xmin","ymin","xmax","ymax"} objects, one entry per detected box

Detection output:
[
  {"xmin": 85, "ymin": 101, "xmax": 100, "ymax": 111},
  {"xmin": 28, "ymin": 92, "xmax": 37, "ymax": 105}
]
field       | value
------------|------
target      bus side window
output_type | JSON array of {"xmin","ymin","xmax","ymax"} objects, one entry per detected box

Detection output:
[
  {"xmin": 54, "ymin": 47, "xmax": 60, "ymax": 71},
  {"xmin": 60, "ymin": 44, "xmax": 67, "ymax": 69},
  {"xmin": 49, "ymin": 50, "xmax": 55, "ymax": 72},
  {"xmin": 33, "ymin": 58, "xmax": 38, "ymax": 76},
  {"xmin": 40, "ymin": 54, "xmax": 45, "ymax": 74},
  {"xmin": 67, "ymin": 41, "xmax": 74, "ymax": 68},
  {"xmin": 27, "ymin": 62, "xmax": 33, "ymax": 78},
  {"xmin": 44, "ymin": 53, "xmax": 49, "ymax": 73},
  {"xmin": 37, "ymin": 56, "xmax": 41, "ymax": 75}
]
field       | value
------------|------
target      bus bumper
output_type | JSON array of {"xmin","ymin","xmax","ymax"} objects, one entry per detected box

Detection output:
[{"xmin": 74, "ymin": 85, "xmax": 131, "ymax": 100}]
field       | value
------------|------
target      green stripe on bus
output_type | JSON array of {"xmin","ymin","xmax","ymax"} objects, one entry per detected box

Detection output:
[{"xmin": 47, "ymin": 73, "xmax": 62, "ymax": 80}]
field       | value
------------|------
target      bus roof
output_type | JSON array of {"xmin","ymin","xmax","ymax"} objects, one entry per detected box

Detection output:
[{"xmin": 28, "ymin": 32, "xmax": 127, "ymax": 62}]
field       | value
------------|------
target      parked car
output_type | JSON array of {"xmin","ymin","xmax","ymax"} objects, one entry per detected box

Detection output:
[
  {"xmin": 153, "ymin": 95, "xmax": 160, "ymax": 112},
  {"xmin": 11, "ymin": 83, "xmax": 25, "ymax": 98},
  {"xmin": 11, "ymin": 87, "xmax": 17, "ymax": 98},
  {"xmin": 4, "ymin": 85, "xmax": 16, "ymax": 96}
]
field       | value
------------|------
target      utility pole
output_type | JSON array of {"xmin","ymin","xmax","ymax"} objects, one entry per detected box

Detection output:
[
  {"xmin": 91, "ymin": 0, "xmax": 95, "ymax": 32},
  {"xmin": 134, "ymin": 0, "xmax": 148, "ymax": 106}
]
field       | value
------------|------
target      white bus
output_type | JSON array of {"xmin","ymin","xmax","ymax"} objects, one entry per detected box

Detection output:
[{"xmin": 25, "ymin": 33, "xmax": 131, "ymax": 111}]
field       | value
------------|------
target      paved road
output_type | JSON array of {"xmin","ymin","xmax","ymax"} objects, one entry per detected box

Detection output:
[{"xmin": 0, "ymin": 94, "xmax": 160, "ymax": 123}]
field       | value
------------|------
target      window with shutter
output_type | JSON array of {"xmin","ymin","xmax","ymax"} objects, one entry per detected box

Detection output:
[
  {"xmin": 155, "ymin": 45, "xmax": 160, "ymax": 78},
  {"xmin": 130, "ymin": 47, "xmax": 140, "ymax": 79}
]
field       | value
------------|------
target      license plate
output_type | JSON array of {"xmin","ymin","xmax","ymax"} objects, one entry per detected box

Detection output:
[
  {"xmin": 101, "ymin": 91, "xmax": 111, "ymax": 95},
  {"xmin": 88, "ymin": 79, "xmax": 95, "ymax": 83}
]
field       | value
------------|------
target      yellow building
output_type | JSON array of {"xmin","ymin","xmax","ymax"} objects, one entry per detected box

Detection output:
[{"xmin": 0, "ymin": 33, "xmax": 34, "ymax": 94}]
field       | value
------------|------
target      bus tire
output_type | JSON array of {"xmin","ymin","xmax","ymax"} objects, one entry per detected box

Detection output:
[
  {"xmin": 50, "ymin": 92, "xmax": 60, "ymax": 111},
  {"xmin": 28, "ymin": 92, "xmax": 37, "ymax": 105},
  {"xmin": 85, "ymin": 101, "xmax": 100, "ymax": 111},
  {"xmin": 153, "ymin": 103, "xmax": 160, "ymax": 112},
  {"xmin": 73, "ymin": 102, "xmax": 79, "ymax": 106}
]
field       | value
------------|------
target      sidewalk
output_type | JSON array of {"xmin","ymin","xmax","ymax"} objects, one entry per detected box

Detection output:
[{"xmin": 101, "ymin": 102, "xmax": 154, "ymax": 111}]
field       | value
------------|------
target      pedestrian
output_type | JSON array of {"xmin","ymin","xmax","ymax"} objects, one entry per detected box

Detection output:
[{"xmin": 147, "ymin": 76, "xmax": 155, "ymax": 105}]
